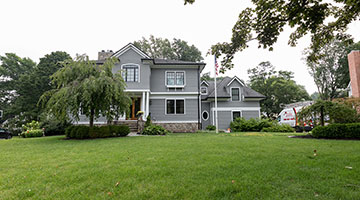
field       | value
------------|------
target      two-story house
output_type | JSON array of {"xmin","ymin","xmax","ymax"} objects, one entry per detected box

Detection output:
[{"xmin": 76, "ymin": 43, "xmax": 265, "ymax": 132}]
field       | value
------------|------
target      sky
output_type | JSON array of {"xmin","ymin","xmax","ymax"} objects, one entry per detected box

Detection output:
[{"xmin": 1, "ymin": 0, "xmax": 359, "ymax": 94}]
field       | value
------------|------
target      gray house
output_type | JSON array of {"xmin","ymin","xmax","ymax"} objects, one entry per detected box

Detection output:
[{"xmin": 76, "ymin": 43, "xmax": 264, "ymax": 132}]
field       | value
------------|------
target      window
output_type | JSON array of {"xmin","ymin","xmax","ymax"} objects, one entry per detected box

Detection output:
[
  {"xmin": 166, "ymin": 99, "xmax": 185, "ymax": 114},
  {"xmin": 166, "ymin": 71, "xmax": 185, "ymax": 86},
  {"xmin": 122, "ymin": 64, "xmax": 139, "ymax": 82},
  {"xmin": 200, "ymin": 87, "xmax": 207, "ymax": 95},
  {"xmin": 202, "ymin": 111, "xmax": 209, "ymax": 121},
  {"xmin": 231, "ymin": 88, "xmax": 240, "ymax": 101},
  {"xmin": 232, "ymin": 111, "xmax": 241, "ymax": 120}
]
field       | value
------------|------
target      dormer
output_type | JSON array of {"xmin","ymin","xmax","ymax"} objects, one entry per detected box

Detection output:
[
  {"xmin": 200, "ymin": 80, "xmax": 209, "ymax": 95},
  {"xmin": 226, "ymin": 76, "xmax": 245, "ymax": 101}
]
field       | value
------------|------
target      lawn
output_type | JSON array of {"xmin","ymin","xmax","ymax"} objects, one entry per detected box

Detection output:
[{"xmin": 0, "ymin": 132, "xmax": 359, "ymax": 199}]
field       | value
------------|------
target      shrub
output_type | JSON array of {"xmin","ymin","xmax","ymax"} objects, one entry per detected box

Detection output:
[
  {"xmin": 230, "ymin": 117, "xmax": 273, "ymax": 132},
  {"xmin": 40, "ymin": 114, "xmax": 71, "ymax": 136},
  {"xmin": 65, "ymin": 126, "xmax": 76, "ymax": 138},
  {"xmin": 109, "ymin": 125, "xmax": 130, "ymax": 137},
  {"xmin": 75, "ymin": 126, "xmax": 90, "ymax": 139},
  {"xmin": 144, "ymin": 115, "xmax": 152, "ymax": 128},
  {"xmin": 206, "ymin": 125, "xmax": 216, "ymax": 131},
  {"xmin": 20, "ymin": 129, "xmax": 44, "ymax": 138},
  {"xmin": 311, "ymin": 123, "xmax": 360, "ymax": 139},
  {"xmin": 261, "ymin": 124, "xmax": 294, "ymax": 132},
  {"xmin": 142, "ymin": 125, "xmax": 170, "ymax": 135}
]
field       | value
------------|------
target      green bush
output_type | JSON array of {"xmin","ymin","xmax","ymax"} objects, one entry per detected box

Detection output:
[
  {"xmin": 144, "ymin": 115, "xmax": 152, "ymax": 128},
  {"xmin": 75, "ymin": 126, "xmax": 90, "ymax": 139},
  {"xmin": 206, "ymin": 125, "xmax": 216, "ymax": 131},
  {"xmin": 311, "ymin": 123, "xmax": 360, "ymax": 139},
  {"xmin": 40, "ymin": 115, "xmax": 71, "ymax": 136},
  {"xmin": 142, "ymin": 125, "xmax": 170, "ymax": 135},
  {"xmin": 109, "ymin": 125, "xmax": 130, "ymax": 137},
  {"xmin": 261, "ymin": 124, "xmax": 295, "ymax": 132},
  {"xmin": 230, "ymin": 117, "xmax": 273, "ymax": 132},
  {"xmin": 20, "ymin": 129, "xmax": 44, "ymax": 138}
]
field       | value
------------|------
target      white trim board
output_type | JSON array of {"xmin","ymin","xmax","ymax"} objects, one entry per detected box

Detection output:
[
  {"xmin": 154, "ymin": 121, "xmax": 198, "ymax": 124},
  {"xmin": 211, "ymin": 107, "xmax": 261, "ymax": 111},
  {"xmin": 227, "ymin": 76, "xmax": 245, "ymax": 87},
  {"xmin": 125, "ymin": 89, "xmax": 151, "ymax": 92},
  {"xmin": 151, "ymin": 92, "xmax": 198, "ymax": 95},
  {"xmin": 112, "ymin": 43, "xmax": 150, "ymax": 58},
  {"xmin": 150, "ymin": 96, "xmax": 198, "ymax": 100}
]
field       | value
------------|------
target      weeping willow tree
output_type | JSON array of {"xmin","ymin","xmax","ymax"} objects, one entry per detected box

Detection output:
[{"xmin": 39, "ymin": 55, "xmax": 131, "ymax": 127}]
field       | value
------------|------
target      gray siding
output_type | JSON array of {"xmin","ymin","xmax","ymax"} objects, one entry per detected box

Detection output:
[
  {"xmin": 149, "ymin": 99, "xmax": 199, "ymax": 122},
  {"xmin": 242, "ymin": 110, "xmax": 260, "ymax": 120},
  {"xmin": 201, "ymin": 102, "xmax": 211, "ymax": 129},
  {"xmin": 211, "ymin": 101, "xmax": 260, "ymax": 108},
  {"xmin": 150, "ymin": 68, "xmax": 199, "ymax": 92},
  {"xmin": 217, "ymin": 111, "xmax": 232, "ymax": 130},
  {"xmin": 112, "ymin": 48, "xmax": 150, "ymax": 90}
]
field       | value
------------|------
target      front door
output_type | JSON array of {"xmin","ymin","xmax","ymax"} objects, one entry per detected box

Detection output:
[{"xmin": 129, "ymin": 97, "xmax": 141, "ymax": 120}]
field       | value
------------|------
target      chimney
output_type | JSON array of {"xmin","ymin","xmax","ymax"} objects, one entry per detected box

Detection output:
[
  {"xmin": 98, "ymin": 50, "xmax": 113, "ymax": 60},
  {"xmin": 348, "ymin": 50, "xmax": 360, "ymax": 97}
]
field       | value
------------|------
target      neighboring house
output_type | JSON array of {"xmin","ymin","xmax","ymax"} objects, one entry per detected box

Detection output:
[
  {"xmin": 200, "ymin": 77, "xmax": 265, "ymax": 130},
  {"xmin": 76, "ymin": 43, "xmax": 265, "ymax": 132}
]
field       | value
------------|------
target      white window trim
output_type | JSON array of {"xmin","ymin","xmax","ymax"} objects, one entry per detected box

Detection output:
[
  {"xmin": 200, "ymin": 86, "xmax": 208, "ymax": 95},
  {"xmin": 165, "ymin": 70, "xmax": 186, "ymax": 87},
  {"xmin": 231, "ymin": 110, "xmax": 242, "ymax": 121},
  {"xmin": 202, "ymin": 110, "xmax": 209, "ymax": 121},
  {"xmin": 121, "ymin": 63, "xmax": 140, "ymax": 83},
  {"xmin": 165, "ymin": 98, "xmax": 186, "ymax": 115},
  {"xmin": 230, "ymin": 87, "xmax": 241, "ymax": 101}
]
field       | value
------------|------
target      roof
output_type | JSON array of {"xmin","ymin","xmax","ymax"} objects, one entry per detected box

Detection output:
[{"xmin": 202, "ymin": 76, "xmax": 265, "ymax": 100}]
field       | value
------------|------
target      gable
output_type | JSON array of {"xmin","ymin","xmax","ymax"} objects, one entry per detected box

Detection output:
[{"xmin": 112, "ymin": 43, "xmax": 150, "ymax": 59}]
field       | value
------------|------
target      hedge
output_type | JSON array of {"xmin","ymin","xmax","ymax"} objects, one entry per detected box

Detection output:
[
  {"xmin": 230, "ymin": 117, "xmax": 273, "ymax": 132},
  {"xmin": 261, "ymin": 124, "xmax": 294, "ymax": 132},
  {"xmin": 65, "ymin": 125, "xmax": 130, "ymax": 139},
  {"xmin": 311, "ymin": 123, "xmax": 360, "ymax": 139},
  {"xmin": 142, "ymin": 125, "xmax": 170, "ymax": 135}
]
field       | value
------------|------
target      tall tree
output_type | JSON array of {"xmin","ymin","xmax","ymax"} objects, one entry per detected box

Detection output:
[
  {"xmin": 248, "ymin": 61, "xmax": 310, "ymax": 118},
  {"xmin": 134, "ymin": 35, "xmax": 203, "ymax": 62},
  {"xmin": 184, "ymin": 0, "xmax": 359, "ymax": 70},
  {"xmin": 40, "ymin": 55, "xmax": 131, "ymax": 127},
  {"xmin": 304, "ymin": 40, "xmax": 360, "ymax": 100},
  {"xmin": 0, "ymin": 53, "xmax": 36, "ymax": 123}
]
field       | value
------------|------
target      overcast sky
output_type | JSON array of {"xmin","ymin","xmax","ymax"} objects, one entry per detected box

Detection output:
[{"xmin": 1, "ymin": 0, "xmax": 359, "ymax": 94}]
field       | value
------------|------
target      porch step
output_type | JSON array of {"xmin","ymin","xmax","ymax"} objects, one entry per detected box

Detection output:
[{"xmin": 113, "ymin": 120, "xmax": 138, "ymax": 132}]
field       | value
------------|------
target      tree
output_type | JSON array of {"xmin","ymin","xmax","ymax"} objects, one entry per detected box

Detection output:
[
  {"xmin": 0, "ymin": 53, "xmax": 37, "ymax": 123},
  {"xmin": 40, "ymin": 55, "xmax": 131, "ymax": 127},
  {"xmin": 304, "ymin": 40, "xmax": 360, "ymax": 100},
  {"xmin": 184, "ymin": 0, "xmax": 359, "ymax": 70},
  {"xmin": 134, "ymin": 35, "xmax": 203, "ymax": 62},
  {"xmin": 248, "ymin": 61, "xmax": 310, "ymax": 118}
]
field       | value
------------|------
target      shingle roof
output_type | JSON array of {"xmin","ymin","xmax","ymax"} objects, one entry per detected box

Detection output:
[
  {"xmin": 202, "ymin": 76, "xmax": 265, "ymax": 100},
  {"xmin": 142, "ymin": 58, "xmax": 206, "ymax": 65}
]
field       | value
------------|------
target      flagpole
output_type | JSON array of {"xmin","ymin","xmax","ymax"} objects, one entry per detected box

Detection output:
[{"xmin": 214, "ymin": 55, "xmax": 219, "ymax": 133}]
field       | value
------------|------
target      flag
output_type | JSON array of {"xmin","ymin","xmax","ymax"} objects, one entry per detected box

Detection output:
[{"xmin": 215, "ymin": 55, "xmax": 219, "ymax": 75}]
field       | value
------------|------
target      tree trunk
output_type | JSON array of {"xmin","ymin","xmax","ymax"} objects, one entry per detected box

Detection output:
[
  {"xmin": 320, "ymin": 106, "xmax": 324, "ymax": 126},
  {"xmin": 89, "ymin": 108, "xmax": 94, "ymax": 127}
]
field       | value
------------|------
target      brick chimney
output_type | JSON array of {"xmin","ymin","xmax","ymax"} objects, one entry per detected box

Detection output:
[
  {"xmin": 348, "ymin": 50, "xmax": 360, "ymax": 97},
  {"xmin": 98, "ymin": 50, "xmax": 113, "ymax": 60}
]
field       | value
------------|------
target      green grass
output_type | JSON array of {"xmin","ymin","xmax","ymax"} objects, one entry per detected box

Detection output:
[{"xmin": 1, "ymin": 132, "xmax": 360, "ymax": 199}]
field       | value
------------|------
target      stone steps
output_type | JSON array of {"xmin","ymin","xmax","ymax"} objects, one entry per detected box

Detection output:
[{"xmin": 113, "ymin": 120, "xmax": 138, "ymax": 132}]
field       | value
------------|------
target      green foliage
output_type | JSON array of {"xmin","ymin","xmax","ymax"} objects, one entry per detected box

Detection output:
[
  {"xmin": 185, "ymin": 0, "xmax": 359, "ymax": 71},
  {"xmin": 261, "ymin": 124, "xmax": 294, "ymax": 133},
  {"xmin": 304, "ymin": 40, "xmax": 360, "ymax": 100},
  {"xmin": 20, "ymin": 129, "xmax": 44, "ymax": 138},
  {"xmin": 248, "ymin": 62, "xmax": 310, "ymax": 117},
  {"xmin": 205, "ymin": 125, "xmax": 216, "ymax": 131},
  {"xmin": 298, "ymin": 100, "xmax": 359, "ymax": 125},
  {"xmin": 109, "ymin": 125, "xmax": 130, "ymax": 137},
  {"xmin": 75, "ymin": 126, "xmax": 90, "ymax": 139},
  {"xmin": 144, "ymin": 115, "xmax": 152, "ymax": 128},
  {"xmin": 134, "ymin": 35, "xmax": 203, "ymax": 62},
  {"xmin": 22, "ymin": 120, "xmax": 40, "ymax": 131},
  {"xmin": 311, "ymin": 123, "xmax": 360, "ymax": 139},
  {"xmin": 39, "ymin": 114, "xmax": 71, "ymax": 136},
  {"xmin": 230, "ymin": 117, "xmax": 273, "ymax": 132},
  {"xmin": 40, "ymin": 55, "xmax": 131, "ymax": 127},
  {"xmin": 142, "ymin": 125, "xmax": 170, "ymax": 135}
]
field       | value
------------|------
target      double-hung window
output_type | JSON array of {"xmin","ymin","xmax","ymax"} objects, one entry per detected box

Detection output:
[
  {"xmin": 166, "ymin": 99, "xmax": 185, "ymax": 114},
  {"xmin": 166, "ymin": 71, "xmax": 185, "ymax": 86},
  {"xmin": 231, "ymin": 88, "xmax": 240, "ymax": 101},
  {"xmin": 200, "ymin": 87, "xmax": 208, "ymax": 95},
  {"xmin": 122, "ymin": 64, "xmax": 139, "ymax": 82}
]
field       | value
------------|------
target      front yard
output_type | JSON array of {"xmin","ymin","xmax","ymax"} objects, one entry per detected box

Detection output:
[{"xmin": 0, "ymin": 132, "xmax": 359, "ymax": 199}]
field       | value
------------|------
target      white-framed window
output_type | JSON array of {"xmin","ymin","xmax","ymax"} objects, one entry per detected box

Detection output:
[
  {"xmin": 232, "ymin": 111, "xmax": 242, "ymax": 121},
  {"xmin": 231, "ymin": 88, "xmax": 240, "ymax": 101},
  {"xmin": 200, "ymin": 87, "xmax": 208, "ymax": 95},
  {"xmin": 202, "ymin": 110, "xmax": 209, "ymax": 121},
  {"xmin": 166, "ymin": 99, "xmax": 185, "ymax": 115},
  {"xmin": 166, "ymin": 71, "xmax": 185, "ymax": 87},
  {"xmin": 122, "ymin": 64, "xmax": 139, "ymax": 82}
]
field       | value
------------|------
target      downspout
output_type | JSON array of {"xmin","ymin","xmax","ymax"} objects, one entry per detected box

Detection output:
[{"xmin": 197, "ymin": 65, "xmax": 201, "ymax": 130}]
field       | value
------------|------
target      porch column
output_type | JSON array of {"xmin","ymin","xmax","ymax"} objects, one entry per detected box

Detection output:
[
  {"xmin": 146, "ymin": 92, "xmax": 150, "ymax": 119},
  {"xmin": 141, "ymin": 92, "xmax": 145, "ymax": 120}
]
